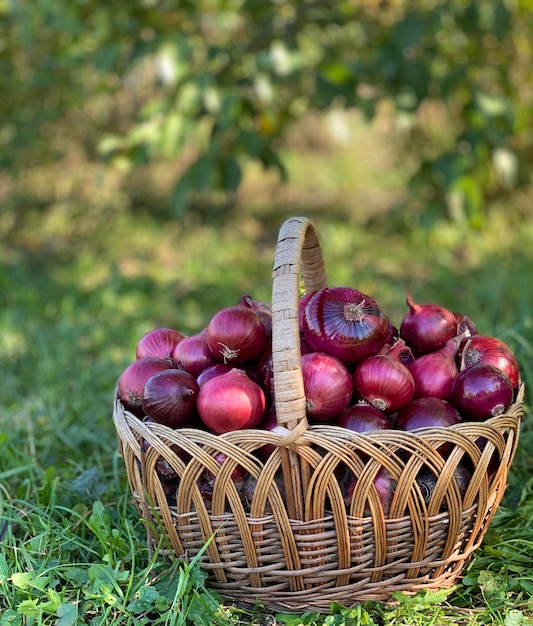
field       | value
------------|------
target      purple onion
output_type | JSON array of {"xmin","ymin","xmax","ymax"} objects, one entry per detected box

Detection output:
[
  {"xmin": 301, "ymin": 351, "xmax": 353, "ymax": 422},
  {"xmin": 395, "ymin": 397, "xmax": 462, "ymax": 430},
  {"xmin": 301, "ymin": 287, "xmax": 389, "ymax": 366},
  {"xmin": 400, "ymin": 295, "xmax": 457, "ymax": 356},
  {"xmin": 451, "ymin": 363, "xmax": 513, "ymax": 421}
]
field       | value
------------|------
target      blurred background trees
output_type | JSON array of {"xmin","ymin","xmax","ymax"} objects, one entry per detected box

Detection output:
[{"xmin": 1, "ymin": 0, "xmax": 533, "ymax": 231}]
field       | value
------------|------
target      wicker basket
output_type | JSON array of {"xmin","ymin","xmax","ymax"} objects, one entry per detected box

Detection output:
[{"xmin": 113, "ymin": 216, "xmax": 524, "ymax": 612}]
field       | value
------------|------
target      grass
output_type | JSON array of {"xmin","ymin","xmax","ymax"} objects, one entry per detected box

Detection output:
[{"xmin": 1, "ymin": 126, "xmax": 533, "ymax": 624}]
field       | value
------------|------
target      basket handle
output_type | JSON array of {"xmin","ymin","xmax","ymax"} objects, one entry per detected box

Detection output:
[{"xmin": 271, "ymin": 216, "xmax": 328, "ymax": 433}]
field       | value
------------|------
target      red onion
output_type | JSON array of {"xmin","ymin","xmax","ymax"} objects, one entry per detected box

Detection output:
[
  {"xmin": 298, "ymin": 291, "xmax": 317, "ymax": 330},
  {"xmin": 196, "ymin": 362, "xmax": 234, "ymax": 387},
  {"xmin": 353, "ymin": 354, "xmax": 415, "ymax": 413},
  {"xmin": 204, "ymin": 452, "xmax": 247, "ymax": 492},
  {"xmin": 400, "ymin": 295, "xmax": 457, "ymax": 355},
  {"xmin": 395, "ymin": 397, "xmax": 462, "ymax": 431},
  {"xmin": 238, "ymin": 294, "xmax": 272, "ymax": 337},
  {"xmin": 117, "ymin": 357, "xmax": 174, "ymax": 416},
  {"xmin": 373, "ymin": 467, "xmax": 396, "ymax": 515},
  {"xmin": 301, "ymin": 287, "xmax": 389, "ymax": 365},
  {"xmin": 301, "ymin": 352, "xmax": 353, "ymax": 423},
  {"xmin": 342, "ymin": 467, "xmax": 396, "ymax": 515},
  {"xmin": 459, "ymin": 335, "xmax": 520, "ymax": 389},
  {"xmin": 197, "ymin": 368, "xmax": 266, "ymax": 434},
  {"xmin": 451, "ymin": 363, "xmax": 513, "ymax": 421},
  {"xmin": 142, "ymin": 369, "xmax": 199, "ymax": 428},
  {"xmin": 408, "ymin": 334, "xmax": 462, "ymax": 401},
  {"xmin": 206, "ymin": 305, "xmax": 268, "ymax": 364},
  {"xmin": 135, "ymin": 327, "xmax": 185, "ymax": 362},
  {"xmin": 172, "ymin": 329, "xmax": 219, "ymax": 377},
  {"xmin": 334, "ymin": 402, "xmax": 391, "ymax": 432}
]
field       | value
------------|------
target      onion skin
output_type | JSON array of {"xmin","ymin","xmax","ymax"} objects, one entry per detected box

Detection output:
[
  {"xmin": 451, "ymin": 363, "xmax": 513, "ymax": 421},
  {"xmin": 206, "ymin": 306, "xmax": 268, "ymax": 365},
  {"xmin": 135, "ymin": 327, "xmax": 185, "ymax": 362},
  {"xmin": 454, "ymin": 313, "xmax": 478, "ymax": 338},
  {"xmin": 334, "ymin": 402, "xmax": 391, "ymax": 432},
  {"xmin": 408, "ymin": 335, "xmax": 461, "ymax": 401},
  {"xmin": 302, "ymin": 287, "xmax": 389, "ymax": 366},
  {"xmin": 354, "ymin": 354, "xmax": 415, "ymax": 413},
  {"xmin": 400, "ymin": 295, "xmax": 457, "ymax": 356},
  {"xmin": 459, "ymin": 335, "xmax": 520, "ymax": 388},
  {"xmin": 395, "ymin": 397, "xmax": 462, "ymax": 431},
  {"xmin": 301, "ymin": 352, "xmax": 353, "ymax": 423},
  {"xmin": 142, "ymin": 369, "xmax": 199, "ymax": 428},
  {"xmin": 383, "ymin": 337, "xmax": 415, "ymax": 368},
  {"xmin": 197, "ymin": 368, "xmax": 266, "ymax": 434},
  {"xmin": 172, "ymin": 330, "xmax": 219, "ymax": 377},
  {"xmin": 118, "ymin": 357, "xmax": 174, "ymax": 416}
]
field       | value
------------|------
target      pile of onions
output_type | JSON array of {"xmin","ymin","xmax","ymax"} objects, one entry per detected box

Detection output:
[{"xmin": 116, "ymin": 285, "xmax": 521, "ymax": 514}]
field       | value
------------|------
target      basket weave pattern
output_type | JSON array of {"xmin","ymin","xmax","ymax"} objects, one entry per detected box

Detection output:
[{"xmin": 113, "ymin": 216, "xmax": 524, "ymax": 611}]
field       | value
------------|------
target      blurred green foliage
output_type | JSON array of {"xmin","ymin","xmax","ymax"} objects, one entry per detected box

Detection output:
[{"xmin": 1, "ymin": 0, "xmax": 533, "ymax": 224}]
